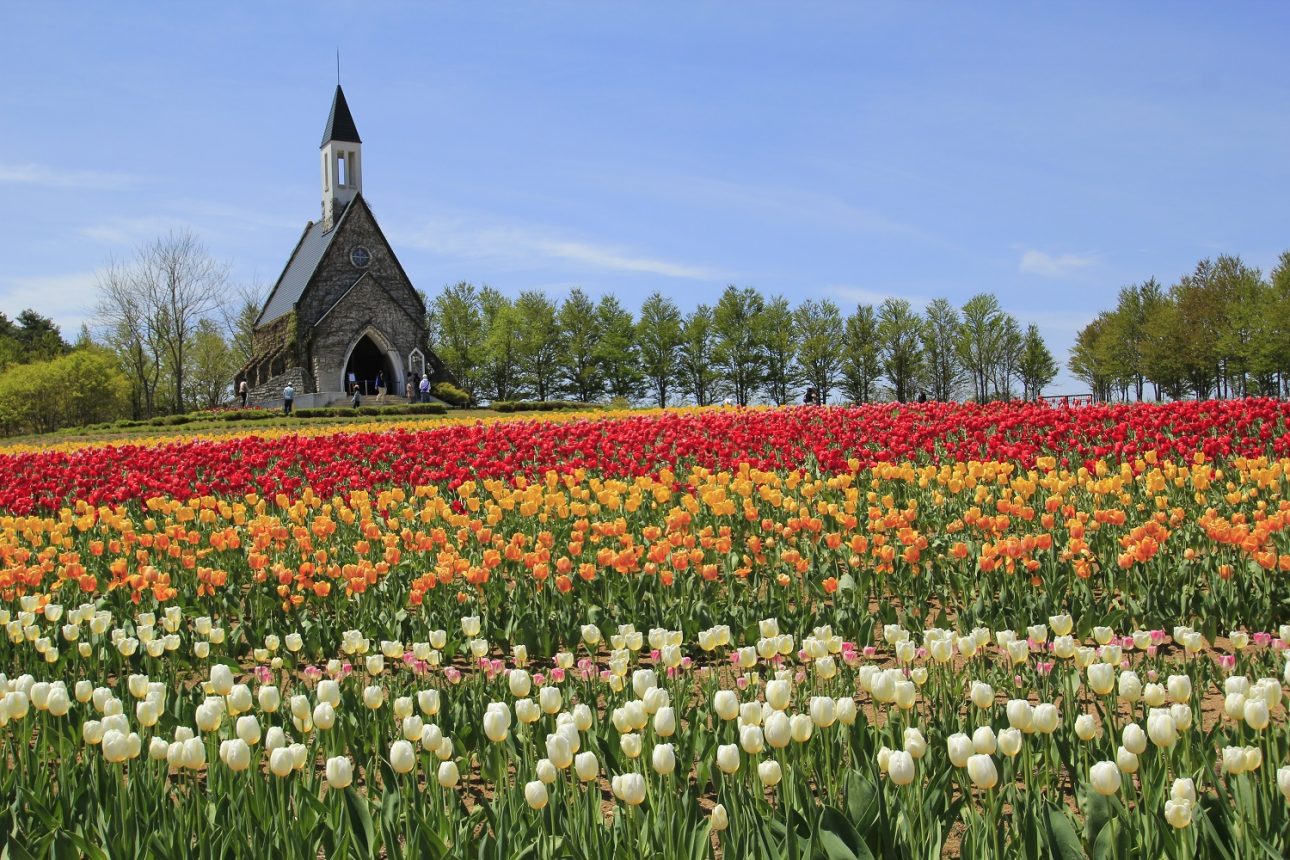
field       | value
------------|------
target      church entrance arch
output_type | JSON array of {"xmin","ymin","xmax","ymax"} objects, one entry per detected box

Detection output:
[{"xmin": 341, "ymin": 329, "xmax": 400, "ymax": 396}]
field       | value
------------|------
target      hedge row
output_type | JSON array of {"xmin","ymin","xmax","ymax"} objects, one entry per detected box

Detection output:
[{"xmin": 491, "ymin": 400, "xmax": 601, "ymax": 413}]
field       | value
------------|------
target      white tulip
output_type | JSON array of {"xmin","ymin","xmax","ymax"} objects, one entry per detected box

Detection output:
[
  {"xmin": 1090, "ymin": 760, "xmax": 1120, "ymax": 795},
  {"xmin": 758, "ymin": 759, "xmax": 783, "ymax": 787},
  {"xmin": 652, "ymin": 743, "xmax": 676, "ymax": 776},
  {"xmin": 325, "ymin": 756, "xmax": 353, "ymax": 788},
  {"xmin": 717, "ymin": 743, "xmax": 741, "ymax": 774},
  {"xmin": 967, "ymin": 754, "xmax": 998, "ymax": 790},
  {"xmin": 713, "ymin": 690, "xmax": 739, "ymax": 721},
  {"xmin": 888, "ymin": 750, "xmax": 915, "ymax": 786},
  {"xmin": 575, "ymin": 751, "xmax": 598, "ymax": 782},
  {"xmin": 268, "ymin": 747, "xmax": 294, "ymax": 777},
  {"xmin": 947, "ymin": 733, "xmax": 973, "ymax": 768},
  {"xmin": 970, "ymin": 681, "xmax": 994, "ymax": 709},
  {"xmin": 389, "ymin": 740, "xmax": 416, "ymax": 775}
]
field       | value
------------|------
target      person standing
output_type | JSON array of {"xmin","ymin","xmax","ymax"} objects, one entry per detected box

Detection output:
[
  {"xmin": 375, "ymin": 371, "xmax": 386, "ymax": 403},
  {"xmin": 405, "ymin": 378, "xmax": 415, "ymax": 401},
  {"xmin": 238, "ymin": 379, "xmax": 249, "ymax": 408},
  {"xmin": 419, "ymin": 374, "xmax": 430, "ymax": 403},
  {"xmin": 283, "ymin": 383, "xmax": 295, "ymax": 415},
  {"xmin": 804, "ymin": 387, "xmax": 818, "ymax": 405},
  {"xmin": 351, "ymin": 384, "xmax": 362, "ymax": 409}
]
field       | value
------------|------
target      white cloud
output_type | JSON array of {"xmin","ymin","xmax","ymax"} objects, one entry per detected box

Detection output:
[
  {"xmin": 82, "ymin": 216, "xmax": 194, "ymax": 245},
  {"xmin": 825, "ymin": 285, "xmax": 926, "ymax": 308},
  {"xmin": 402, "ymin": 218, "xmax": 723, "ymax": 281},
  {"xmin": 0, "ymin": 271, "xmax": 99, "ymax": 332},
  {"xmin": 1018, "ymin": 250, "xmax": 1097, "ymax": 277},
  {"xmin": 0, "ymin": 163, "xmax": 136, "ymax": 191}
]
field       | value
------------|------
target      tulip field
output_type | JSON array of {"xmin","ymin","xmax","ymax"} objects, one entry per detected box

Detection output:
[{"xmin": 1, "ymin": 400, "xmax": 1289, "ymax": 858}]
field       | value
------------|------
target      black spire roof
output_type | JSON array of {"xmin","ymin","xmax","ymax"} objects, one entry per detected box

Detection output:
[{"xmin": 321, "ymin": 85, "xmax": 361, "ymax": 147}]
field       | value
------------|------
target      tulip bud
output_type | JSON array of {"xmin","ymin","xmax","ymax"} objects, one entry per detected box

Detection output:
[
  {"xmin": 764, "ymin": 711, "xmax": 791, "ymax": 749},
  {"xmin": 362, "ymin": 685, "xmax": 385, "ymax": 710},
  {"xmin": 809, "ymin": 696, "xmax": 836, "ymax": 728},
  {"xmin": 260, "ymin": 745, "xmax": 292, "ymax": 777},
  {"xmin": 711, "ymin": 803, "xmax": 729, "ymax": 832},
  {"xmin": 654, "ymin": 706, "xmax": 677, "ymax": 737},
  {"xmin": 1164, "ymin": 799, "xmax": 1192, "ymax": 829},
  {"xmin": 758, "ymin": 759, "xmax": 783, "ymax": 787},
  {"xmin": 716, "ymin": 742, "xmax": 741, "ymax": 773},
  {"xmin": 967, "ymin": 754, "xmax": 998, "ymax": 790},
  {"xmin": 1006, "ymin": 700, "xmax": 1034, "ymax": 732},
  {"xmin": 236, "ymin": 715, "xmax": 262, "ymax": 746},
  {"xmin": 1116, "ymin": 746, "xmax": 1139, "ymax": 774},
  {"xmin": 652, "ymin": 743, "xmax": 676, "ymax": 776},
  {"xmin": 507, "ymin": 669, "xmax": 532, "ymax": 699},
  {"xmin": 970, "ymin": 681, "xmax": 994, "ymax": 710},
  {"xmin": 947, "ymin": 733, "xmax": 973, "ymax": 768},
  {"xmin": 888, "ymin": 750, "xmax": 916, "ymax": 786},
  {"xmin": 620, "ymin": 733, "xmax": 642, "ymax": 759},
  {"xmin": 1244, "ymin": 699, "xmax": 1270, "ymax": 731},
  {"xmin": 574, "ymin": 751, "xmax": 598, "ymax": 782},
  {"xmin": 437, "ymin": 759, "xmax": 460, "ymax": 788},
  {"xmin": 713, "ymin": 690, "xmax": 739, "ymax": 721},
  {"xmin": 1122, "ymin": 724, "xmax": 1147, "ymax": 755},
  {"xmin": 325, "ymin": 756, "xmax": 353, "ymax": 788},
  {"xmin": 765, "ymin": 680, "xmax": 790, "ymax": 712},
  {"xmin": 539, "ymin": 686, "xmax": 562, "ymax": 715},
  {"xmin": 1277, "ymin": 765, "xmax": 1290, "ymax": 802},
  {"xmin": 1074, "ymin": 714, "xmax": 1099, "ymax": 741},
  {"xmin": 389, "ymin": 740, "xmax": 415, "ymax": 774},
  {"xmin": 972, "ymin": 726, "xmax": 997, "ymax": 755},
  {"xmin": 1144, "ymin": 709, "xmax": 1175, "ymax": 748},
  {"xmin": 1090, "ymin": 760, "xmax": 1120, "ymax": 795}
]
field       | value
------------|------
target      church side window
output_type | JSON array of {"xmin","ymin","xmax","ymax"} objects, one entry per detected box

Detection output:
[{"xmin": 337, "ymin": 152, "xmax": 348, "ymax": 187}]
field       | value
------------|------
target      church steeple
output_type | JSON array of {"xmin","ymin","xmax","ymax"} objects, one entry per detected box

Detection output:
[{"xmin": 320, "ymin": 85, "xmax": 362, "ymax": 230}]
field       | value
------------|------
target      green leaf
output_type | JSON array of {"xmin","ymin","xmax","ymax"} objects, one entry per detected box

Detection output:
[
  {"xmin": 843, "ymin": 770, "xmax": 879, "ymax": 832},
  {"xmin": 344, "ymin": 785, "xmax": 377, "ymax": 859},
  {"xmin": 817, "ymin": 806, "xmax": 870, "ymax": 860},
  {"xmin": 1091, "ymin": 817, "xmax": 1127, "ymax": 860},
  {"xmin": 1082, "ymin": 790, "xmax": 1111, "ymax": 847},
  {"xmin": 1044, "ymin": 805, "xmax": 1086, "ymax": 860}
]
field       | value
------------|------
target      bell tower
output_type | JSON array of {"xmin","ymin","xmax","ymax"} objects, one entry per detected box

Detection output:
[{"xmin": 320, "ymin": 85, "xmax": 362, "ymax": 231}]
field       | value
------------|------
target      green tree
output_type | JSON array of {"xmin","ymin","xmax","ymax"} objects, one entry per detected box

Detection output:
[
  {"xmin": 712, "ymin": 286, "xmax": 767, "ymax": 406},
  {"xmin": 514, "ymin": 290, "xmax": 562, "ymax": 401},
  {"xmin": 13, "ymin": 309, "xmax": 68, "ymax": 362},
  {"xmin": 921, "ymin": 298, "xmax": 963, "ymax": 402},
  {"xmin": 990, "ymin": 314, "xmax": 1024, "ymax": 399},
  {"xmin": 637, "ymin": 292, "xmax": 683, "ymax": 408},
  {"xmin": 428, "ymin": 282, "xmax": 485, "ymax": 403},
  {"xmin": 480, "ymin": 287, "xmax": 521, "ymax": 403},
  {"xmin": 876, "ymin": 298, "xmax": 925, "ymax": 403},
  {"xmin": 839, "ymin": 304, "xmax": 881, "ymax": 404},
  {"xmin": 1017, "ymin": 323, "xmax": 1057, "ymax": 399},
  {"xmin": 555, "ymin": 288, "xmax": 603, "ymax": 402},
  {"xmin": 1069, "ymin": 313, "xmax": 1115, "ymax": 402},
  {"xmin": 792, "ymin": 299, "xmax": 843, "ymax": 404},
  {"xmin": 184, "ymin": 319, "xmax": 239, "ymax": 409},
  {"xmin": 594, "ymin": 295, "xmax": 642, "ymax": 402},
  {"xmin": 957, "ymin": 293, "xmax": 1006, "ymax": 402},
  {"xmin": 679, "ymin": 305, "xmax": 720, "ymax": 407},
  {"xmin": 760, "ymin": 296, "xmax": 796, "ymax": 405}
]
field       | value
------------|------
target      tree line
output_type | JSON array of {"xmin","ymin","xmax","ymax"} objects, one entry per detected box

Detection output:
[
  {"xmin": 1069, "ymin": 252, "xmax": 1290, "ymax": 401},
  {"xmin": 429, "ymin": 284, "xmax": 1058, "ymax": 407}
]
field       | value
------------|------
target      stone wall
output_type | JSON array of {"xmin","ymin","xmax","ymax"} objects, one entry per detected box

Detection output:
[{"xmin": 247, "ymin": 365, "xmax": 313, "ymax": 405}]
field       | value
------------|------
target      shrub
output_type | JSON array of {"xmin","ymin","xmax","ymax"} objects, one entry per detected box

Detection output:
[
  {"xmin": 430, "ymin": 382, "xmax": 471, "ymax": 408},
  {"xmin": 492, "ymin": 400, "xmax": 600, "ymax": 414},
  {"xmin": 0, "ymin": 347, "xmax": 131, "ymax": 437}
]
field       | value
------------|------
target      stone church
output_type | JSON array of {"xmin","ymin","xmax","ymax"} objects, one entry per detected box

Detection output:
[{"xmin": 237, "ymin": 85, "xmax": 452, "ymax": 407}]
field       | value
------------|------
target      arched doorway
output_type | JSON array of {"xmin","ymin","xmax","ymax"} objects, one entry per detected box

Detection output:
[{"xmin": 343, "ymin": 334, "xmax": 397, "ymax": 396}]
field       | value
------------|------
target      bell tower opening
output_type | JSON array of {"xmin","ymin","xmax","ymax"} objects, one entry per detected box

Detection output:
[{"xmin": 344, "ymin": 334, "xmax": 395, "ymax": 396}]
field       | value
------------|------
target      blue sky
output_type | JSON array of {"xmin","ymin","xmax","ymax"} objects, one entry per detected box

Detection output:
[{"xmin": 2, "ymin": 2, "xmax": 1288, "ymax": 392}]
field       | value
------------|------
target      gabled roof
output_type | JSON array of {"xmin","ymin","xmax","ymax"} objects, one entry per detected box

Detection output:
[
  {"xmin": 255, "ymin": 200, "xmax": 353, "ymax": 326},
  {"xmin": 321, "ymin": 85, "xmax": 361, "ymax": 147}
]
